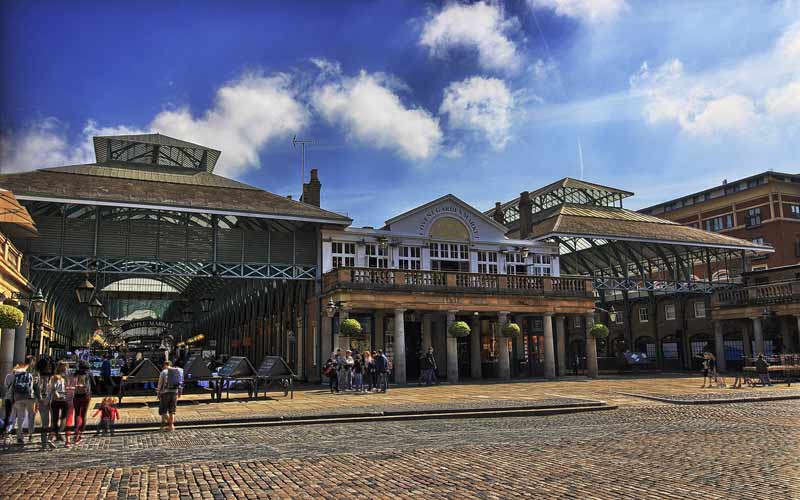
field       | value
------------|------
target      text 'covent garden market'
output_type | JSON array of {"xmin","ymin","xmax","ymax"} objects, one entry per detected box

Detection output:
[{"xmin": 0, "ymin": 133, "xmax": 775, "ymax": 383}]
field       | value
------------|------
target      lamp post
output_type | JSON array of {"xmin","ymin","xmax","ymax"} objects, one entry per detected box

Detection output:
[
  {"xmin": 75, "ymin": 277, "xmax": 95, "ymax": 304},
  {"xmin": 10, "ymin": 289, "xmax": 46, "ymax": 358}
]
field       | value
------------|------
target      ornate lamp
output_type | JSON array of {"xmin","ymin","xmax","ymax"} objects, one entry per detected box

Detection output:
[
  {"xmin": 199, "ymin": 296, "xmax": 214, "ymax": 313},
  {"xmin": 31, "ymin": 289, "xmax": 46, "ymax": 315},
  {"xmin": 88, "ymin": 298, "xmax": 103, "ymax": 318},
  {"xmin": 182, "ymin": 306, "xmax": 194, "ymax": 323},
  {"xmin": 75, "ymin": 278, "xmax": 95, "ymax": 304}
]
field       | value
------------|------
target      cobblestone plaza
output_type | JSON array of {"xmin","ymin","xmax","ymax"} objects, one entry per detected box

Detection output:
[{"xmin": 1, "ymin": 377, "xmax": 798, "ymax": 499}]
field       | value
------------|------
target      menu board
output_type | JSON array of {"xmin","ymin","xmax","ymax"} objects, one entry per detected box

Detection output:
[
  {"xmin": 256, "ymin": 356, "xmax": 294, "ymax": 379},
  {"xmin": 217, "ymin": 356, "xmax": 256, "ymax": 378}
]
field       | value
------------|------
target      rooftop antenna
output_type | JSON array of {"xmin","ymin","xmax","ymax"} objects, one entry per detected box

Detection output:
[
  {"xmin": 578, "ymin": 139, "xmax": 585, "ymax": 180},
  {"xmin": 292, "ymin": 135, "xmax": 313, "ymax": 187}
]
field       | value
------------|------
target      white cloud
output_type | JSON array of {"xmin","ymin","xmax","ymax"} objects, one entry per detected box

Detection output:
[
  {"xmin": 419, "ymin": 2, "xmax": 521, "ymax": 72},
  {"xmin": 765, "ymin": 80, "xmax": 800, "ymax": 116},
  {"xmin": 439, "ymin": 76, "xmax": 514, "ymax": 149},
  {"xmin": 528, "ymin": 0, "xmax": 628, "ymax": 23},
  {"xmin": 311, "ymin": 69, "xmax": 442, "ymax": 161},
  {"xmin": 630, "ymin": 22, "xmax": 800, "ymax": 138},
  {"xmin": 150, "ymin": 73, "xmax": 308, "ymax": 177},
  {"xmin": 1, "ymin": 72, "xmax": 307, "ymax": 177}
]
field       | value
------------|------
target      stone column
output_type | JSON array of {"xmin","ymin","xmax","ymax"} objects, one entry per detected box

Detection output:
[
  {"xmin": 422, "ymin": 314, "xmax": 432, "ymax": 351},
  {"xmin": 497, "ymin": 311, "xmax": 510, "ymax": 380},
  {"xmin": 543, "ymin": 313, "xmax": 556, "ymax": 379},
  {"xmin": 742, "ymin": 320, "xmax": 753, "ymax": 358},
  {"xmin": 13, "ymin": 311, "xmax": 28, "ymax": 363},
  {"xmin": 338, "ymin": 309, "xmax": 350, "ymax": 350},
  {"xmin": 751, "ymin": 317, "xmax": 765, "ymax": 355},
  {"xmin": 1, "ymin": 328, "xmax": 16, "ymax": 378},
  {"xmin": 374, "ymin": 312, "xmax": 385, "ymax": 350},
  {"xmin": 321, "ymin": 313, "xmax": 333, "ymax": 366},
  {"xmin": 584, "ymin": 313, "xmax": 598, "ymax": 378},
  {"xmin": 446, "ymin": 311, "xmax": 459, "ymax": 383},
  {"xmin": 780, "ymin": 316, "xmax": 794, "ymax": 353},
  {"xmin": 556, "ymin": 316, "xmax": 567, "ymax": 376},
  {"xmin": 470, "ymin": 314, "xmax": 482, "ymax": 379},
  {"xmin": 713, "ymin": 320, "xmax": 727, "ymax": 373},
  {"xmin": 394, "ymin": 309, "xmax": 406, "ymax": 384}
]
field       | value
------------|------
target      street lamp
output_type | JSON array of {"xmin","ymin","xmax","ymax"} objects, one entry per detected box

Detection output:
[
  {"xmin": 88, "ymin": 298, "xmax": 103, "ymax": 318},
  {"xmin": 30, "ymin": 289, "xmax": 45, "ymax": 315},
  {"xmin": 520, "ymin": 247, "xmax": 529, "ymax": 260},
  {"xmin": 595, "ymin": 305, "xmax": 617, "ymax": 323},
  {"xmin": 182, "ymin": 306, "xmax": 194, "ymax": 323},
  {"xmin": 75, "ymin": 278, "xmax": 95, "ymax": 304},
  {"xmin": 325, "ymin": 297, "xmax": 346, "ymax": 318}
]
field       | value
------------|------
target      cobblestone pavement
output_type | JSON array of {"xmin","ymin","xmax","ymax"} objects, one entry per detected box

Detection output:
[
  {"xmin": 1, "ymin": 401, "xmax": 798, "ymax": 499},
  {"xmin": 75, "ymin": 374, "xmax": 800, "ymax": 427}
]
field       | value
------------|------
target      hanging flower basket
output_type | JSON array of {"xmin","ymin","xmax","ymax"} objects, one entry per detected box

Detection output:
[
  {"xmin": 0, "ymin": 304, "xmax": 24, "ymax": 330},
  {"xmin": 448, "ymin": 321, "xmax": 471, "ymax": 338},
  {"xmin": 589, "ymin": 323, "xmax": 609, "ymax": 339},
  {"xmin": 501, "ymin": 322, "xmax": 521, "ymax": 337},
  {"xmin": 339, "ymin": 318, "xmax": 363, "ymax": 337}
]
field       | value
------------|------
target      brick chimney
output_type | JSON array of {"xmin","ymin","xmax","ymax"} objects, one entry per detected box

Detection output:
[
  {"xmin": 518, "ymin": 191, "xmax": 531, "ymax": 239},
  {"xmin": 492, "ymin": 202, "xmax": 504, "ymax": 224},
  {"xmin": 301, "ymin": 168, "xmax": 321, "ymax": 207}
]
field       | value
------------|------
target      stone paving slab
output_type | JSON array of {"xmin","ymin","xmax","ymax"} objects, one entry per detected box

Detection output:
[{"xmin": 621, "ymin": 389, "xmax": 800, "ymax": 404}]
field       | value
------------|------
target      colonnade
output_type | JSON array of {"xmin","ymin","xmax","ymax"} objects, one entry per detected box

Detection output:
[
  {"xmin": 324, "ymin": 308, "xmax": 598, "ymax": 384},
  {"xmin": 713, "ymin": 314, "xmax": 800, "ymax": 372}
]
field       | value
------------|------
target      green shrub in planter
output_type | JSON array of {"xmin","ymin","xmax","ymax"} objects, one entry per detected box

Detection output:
[
  {"xmin": 0, "ymin": 304, "xmax": 24, "ymax": 329},
  {"xmin": 448, "ymin": 320, "xmax": 471, "ymax": 338},
  {"xmin": 339, "ymin": 318, "xmax": 363, "ymax": 337},
  {"xmin": 501, "ymin": 322, "xmax": 521, "ymax": 337},
  {"xmin": 589, "ymin": 323, "xmax": 609, "ymax": 339}
]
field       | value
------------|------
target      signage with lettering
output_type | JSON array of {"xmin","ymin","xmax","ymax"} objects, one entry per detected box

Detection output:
[{"xmin": 417, "ymin": 205, "xmax": 481, "ymax": 239}]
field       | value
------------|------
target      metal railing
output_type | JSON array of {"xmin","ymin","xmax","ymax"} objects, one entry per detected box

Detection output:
[
  {"xmin": 323, "ymin": 267, "xmax": 593, "ymax": 296},
  {"xmin": 713, "ymin": 280, "xmax": 800, "ymax": 307}
]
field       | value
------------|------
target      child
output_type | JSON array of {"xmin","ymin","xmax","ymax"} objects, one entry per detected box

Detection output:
[{"xmin": 92, "ymin": 397, "xmax": 119, "ymax": 436}]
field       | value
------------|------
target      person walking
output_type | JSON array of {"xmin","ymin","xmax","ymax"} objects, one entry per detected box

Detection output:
[
  {"xmin": 156, "ymin": 360, "xmax": 183, "ymax": 432},
  {"xmin": 33, "ymin": 358, "xmax": 54, "ymax": 450},
  {"xmin": 375, "ymin": 350, "xmax": 389, "ymax": 393},
  {"xmin": 48, "ymin": 362, "xmax": 69, "ymax": 446},
  {"xmin": 344, "ymin": 350, "xmax": 354, "ymax": 391},
  {"xmin": 5, "ymin": 357, "xmax": 39, "ymax": 445},
  {"xmin": 755, "ymin": 353, "xmax": 771, "ymax": 386},
  {"xmin": 69, "ymin": 361, "xmax": 95, "ymax": 444},
  {"xmin": 100, "ymin": 354, "xmax": 115, "ymax": 396},
  {"xmin": 334, "ymin": 349, "xmax": 347, "ymax": 392},
  {"xmin": 323, "ymin": 355, "xmax": 339, "ymax": 394},
  {"xmin": 92, "ymin": 397, "xmax": 119, "ymax": 436},
  {"xmin": 363, "ymin": 351, "xmax": 375, "ymax": 392},
  {"xmin": 420, "ymin": 347, "xmax": 437, "ymax": 386},
  {"xmin": 353, "ymin": 354, "xmax": 364, "ymax": 392}
]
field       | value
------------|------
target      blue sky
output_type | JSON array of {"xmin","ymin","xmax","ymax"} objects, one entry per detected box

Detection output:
[{"xmin": 1, "ymin": 0, "xmax": 799, "ymax": 226}]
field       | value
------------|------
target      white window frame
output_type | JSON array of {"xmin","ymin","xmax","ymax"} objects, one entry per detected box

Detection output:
[
  {"xmin": 664, "ymin": 303, "xmax": 676, "ymax": 321},
  {"xmin": 331, "ymin": 241, "xmax": 356, "ymax": 268},
  {"xmin": 429, "ymin": 242, "xmax": 470, "ymax": 272},
  {"xmin": 693, "ymin": 302, "xmax": 706, "ymax": 319},
  {"xmin": 573, "ymin": 316, "xmax": 583, "ymax": 329},
  {"xmin": 751, "ymin": 264, "xmax": 768, "ymax": 272},
  {"xmin": 791, "ymin": 204, "xmax": 800, "ymax": 219},
  {"xmin": 531, "ymin": 254, "xmax": 552, "ymax": 276},
  {"xmin": 505, "ymin": 252, "xmax": 528, "ymax": 275},
  {"xmin": 477, "ymin": 251, "xmax": 498, "ymax": 274},
  {"xmin": 398, "ymin": 246, "xmax": 421, "ymax": 270},
  {"xmin": 365, "ymin": 243, "xmax": 389, "ymax": 269},
  {"xmin": 638, "ymin": 307, "xmax": 649, "ymax": 323}
]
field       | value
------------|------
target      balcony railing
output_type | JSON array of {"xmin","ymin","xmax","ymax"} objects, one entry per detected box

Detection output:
[
  {"xmin": 323, "ymin": 267, "xmax": 593, "ymax": 297},
  {"xmin": 0, "ymin": 231, "xmax": 25, "ymax": 277},
  {"xmin": 713, "ymin": 280, "xmax": 800, "ymax": 308}
]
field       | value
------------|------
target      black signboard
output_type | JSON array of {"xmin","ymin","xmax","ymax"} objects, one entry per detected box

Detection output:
[
  {"xmin": 126, "ymin": 359, "xmax": 161, "ymax": 380},
  {"xmin": 256, "ymin": 356, "xmax": 295, "ymax": 379},
  {"xmin": 184, "ymin": 355, "xmax": 212, "ymax": 379},
  {"xmin": 218, "ymin": 356, "xmax": 256, "ymax": 378}
]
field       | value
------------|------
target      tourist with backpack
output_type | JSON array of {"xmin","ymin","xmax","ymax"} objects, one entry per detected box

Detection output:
[
  {"xmin": 156, "ymin": 360, "xmax": 183, "ymax": 432},
  {"xmin": 48, "ymin": 362, "xmax": 69, "ymax": 446},
  {"xmin": 69, "ymin": 361, "xmax": 95, "ymax": 444},
  {"xmin": 4, "ymin": 357, "xmax": 40, "ymax": 445}
]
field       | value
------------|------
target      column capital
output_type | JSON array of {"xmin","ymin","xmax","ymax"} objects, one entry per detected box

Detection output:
[
  {"xmin": 543, "ymin": 312, "xmax": 554, "ymax": 318},
  {"xmin": 447, "ymin": 309, "xmax": 460, "ymax": 314},
  {"xmin": 394, "ymin": 308, "xmax": 407, "ymax": 314}
]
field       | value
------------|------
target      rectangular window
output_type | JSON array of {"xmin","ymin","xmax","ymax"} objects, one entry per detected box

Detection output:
[
  {"xmin": 662, "ymin": 342, "xmax": 679, "ymax": 359},
  {"xmin": 693, "ymin": 302, "xmax": 706, "ymax": 319},
  {"xmin": 746, "ymin": 207, "xmax": 762, "ymax": 227},
  {"xmin": 398, "ymin": 246, "xmax": 421, "ymax": 270},
  {"xmin": 704, "ymin": 216, "xmax": 728, "ymax": 232},
  {"xmin": 331, "ymin": 242, "xmax": 356, "ymax": 268},
  {"xmin": 751, "ymin": 264, "xmax": 768, "ymax": 272},
  {"xmin": 790, "ymin": 204, "xmax": 800, "ymax": 219},
  {"xmin": 752, "ymin": 237, "xmax": 764, "ymax": 246},
  {"xmin": 531, "ymin": 254, "xmax": 552, "ymax": 276},
  {"xmin": 477, "ymin": 251, "xmax": 498, "ymax": 274},
  {"xmin": 573, "ymin": 316, "xmax": 582, "ymax": 329},
  {"xmin": 638, "ymin": 307, "xmax": 649, "ymax": 323},
  {"xmin": 664, "ymin": 304, "xmax": 676, "ymax": 321},
  {"xmin": 365, "ymin": 243, "xmax": 389, "ymax": 269},
  {"xmin": 429, "ymin": 242, "xmax": 469, "ymax": 272},
  {"xmin": 505, "ymin": 253, "xmax": 528, "ymax": 275}
]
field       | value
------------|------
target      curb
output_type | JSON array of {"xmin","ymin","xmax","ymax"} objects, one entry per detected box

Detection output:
[
  {"xmin": 619, "ymin": 392, "xmax": 800, "ymax": 405},
  {"xmin": 85, "ymin": 400, "xmax": 612, "ymax": 432}
]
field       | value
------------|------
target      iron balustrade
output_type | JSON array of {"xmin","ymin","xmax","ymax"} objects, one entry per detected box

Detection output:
[
  {"xmin": 713, "ymin": 280, "xmax": 800, "ymax": 307},
  {"xmin": 323, "ymin": 267, "xmax": 593, "ymax": 296}
]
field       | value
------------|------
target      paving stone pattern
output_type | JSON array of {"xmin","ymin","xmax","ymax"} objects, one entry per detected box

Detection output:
[{"xmin": 1, "ymin": 401, "xmax": 798, "ymax": 499}]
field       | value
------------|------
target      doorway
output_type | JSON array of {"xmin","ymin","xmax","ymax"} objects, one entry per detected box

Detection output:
[{"xmin": 404, "ymin": 322, "xmax": 422, "ymax": 382}]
